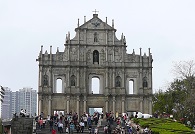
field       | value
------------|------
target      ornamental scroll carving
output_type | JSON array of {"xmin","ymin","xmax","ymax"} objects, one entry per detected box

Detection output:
[
  {"xmin": 87, "ymin": 49, "xmax": 91, "ymax": 61},
  {"xmin": 52, "ymin": 68, "xmax": 65, "ymax": 75},
  {"xmin": 70, "ymin": 47, "xmax": 78, "ymax": 61},
  {"xmin": 127, "ymin": 72, "xmax": 138, "ymax": 78},
  {"xmin": 64, "ymin": 48, "xmax": 68, "ymax": 61}
]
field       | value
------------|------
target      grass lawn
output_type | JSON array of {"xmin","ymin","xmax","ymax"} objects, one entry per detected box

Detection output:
[{"xmin": 133, "ymin": 118, "xmax": 194, "ymax": 134}]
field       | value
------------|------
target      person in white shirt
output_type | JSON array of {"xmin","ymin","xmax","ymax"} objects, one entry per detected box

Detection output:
[
  {"xmin": 79, "ymin": 121, "xmax": 85, "ymax": 133},
  {"xmin": 94, "ymin": 127, "xmax": 98, "ymax": 134}
]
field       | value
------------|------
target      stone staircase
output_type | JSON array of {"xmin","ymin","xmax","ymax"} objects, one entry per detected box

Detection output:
[{"xmin": 35, "ymin": 119, "xmax": 108, "ymax": 134}]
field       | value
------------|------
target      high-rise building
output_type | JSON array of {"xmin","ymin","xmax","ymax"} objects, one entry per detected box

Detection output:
[
  {"xmin": 19, "ymin": 87, "xmax": 37, "ymax": 117},
  {"xmin": 1, "ymin": 87, "xmax": 37, "ymax": 120},
  {"xmin": 11, "ymin": 91, "xmax": 20, "ymax": 118},
  {"xmin": 1, "ymin": 87, "xmax": 12, "ymax": 120}
]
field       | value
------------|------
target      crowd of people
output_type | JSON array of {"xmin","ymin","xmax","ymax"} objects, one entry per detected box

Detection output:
[
  {"xmin": 35, "ymin": 111, "xmax": 152, "ymax": 134},
  {"xmin": 35, "ymin": 111, "xmax": 104, "ymax": 133}
]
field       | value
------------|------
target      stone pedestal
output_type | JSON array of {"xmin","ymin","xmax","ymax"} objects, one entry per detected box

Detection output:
[{"xmin": 11, "ymin": 118, "xmax": 33, "ymax": 134}]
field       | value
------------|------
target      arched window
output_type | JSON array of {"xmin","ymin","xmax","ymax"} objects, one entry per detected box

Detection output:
[
  {"xmin": 56, "ymin": 78, "xmax": 62, "ymax": 93},
  {"xmin": 129, "ymin": 80, "xmax": 134, "ymax": 94},
  {"xmin": 93, "ymin": 50, "xmax": 99, "ymax": 64},
  {"xmin": 115, "ymin": 76, "xmax": 121, "ymax": 87},
  {"xmin": 94, "ymin": 32, "xmax": 98, "ymax": 42},
  {"xmin": 70, "ymin": 75, "xmax": 76, "ymax": 86},
  {"xmin": 92, "ymin": 77, "xmax": 100, "ymax": 94}
]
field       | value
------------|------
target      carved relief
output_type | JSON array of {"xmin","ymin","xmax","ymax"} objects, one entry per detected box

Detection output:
[
  {"xmin": 130, "ymin": 55, "xmax": 136, "ymax": 62},
  {"xmin": 57, "ymin": 54, "xmax": 63, "ymax": 61},
  {"xmin": 108, "ymin": 48, "xmax": 113, "ymax": 61},
  {"xmin": 64, "ymin": 48, "xmax": 68, "ymax": 61},
  {"xmin": 87, "ymin": 49, "xmax": 91, "ymax": 61},
  {"xmin": 71, "ymin": 68, "xmax": 76, "ymax": 75},
  {"xmin": 100, "ymin": 49, "xmax": 105, "ymax": 64},
  {"xmin": 115, "ymin": 48, "xmax": 122, "ymax": 62},
  {"xmin": 116, "ymin": 70, "xmax": 121, "ymax": 75},
  {"xmin": 79, "ymin": 47, "xmax": 84, "ymax": 61},
  {"xmin": 70, "ymin": 47, "xmax": 78, "ymax": 61},
  {"xmin": 108, "ymin": 33, "xmax": 113, "ymax": 41},
  {"xmin": 43, "ymin": 74, "xmax": 48, "ymax": 86},
  {"xmin": 91, "ymin": 18, "xmax": 101, "ymax": 27},
  {"xmin": 127, "ymin": 71, "xmax": 138, "ymax": 78},
  {"xmin": 52, "ymin": 68, "xmax": 65, "ymax": 74}
]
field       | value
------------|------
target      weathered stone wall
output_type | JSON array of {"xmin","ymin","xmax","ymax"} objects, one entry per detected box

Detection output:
[
  {"xmin": 37, "ymin": 13, "xmax": 153, "ymax": 117},
  {"xmin": 11, "ymin": 118, "xmax": 33, "ymax": 134}
]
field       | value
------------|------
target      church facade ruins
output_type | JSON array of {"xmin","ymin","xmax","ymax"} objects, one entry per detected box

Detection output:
[{"xmin": 37, "ymin": 13, "xmax": 153, "ymax": 117}]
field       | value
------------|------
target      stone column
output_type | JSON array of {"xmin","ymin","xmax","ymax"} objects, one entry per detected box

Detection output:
[
  {"xmin": 112, "ymin": 46, "xmax": 115, "ymax": 62},
  {"xmin": 106, "ymin": 69, "xmax": 108, "ymax": 87},
  {"xmin": 49, "ymin": 67, "xmax": 52, "ymax": 92},
  {"xmin": 77, "ymin": 68, "xmax": 80, "ymax": 87},
  {"xmin": 149, "ymin": 97, "xmax": 152, "ymax": 114},
  {"xmin": 68, "ymin": 45, "xmax": 70, "ymax": 61},
  {"xmin": 67, "ymin": 68, "xmax": 70, "ymax": 89},
  {"xmin": 77, "ymin": 29, "xmax": 80, "ymax": 44},
  {"xmin": 38, "ymin": 98, "xmax": 42, "ymax": 116},
  {"xmin": 84, "ymin": 29, "xmax": 87, "ymax": 44},
  {"xmin": 106, "ymin": 30, "xmax": 108, "ymax": 45},
  {"xmin": 76, "ymin": 96, "xmax": 80, "ymax": 118},
  {"xmin": 106, "ymin": 99, "xmax": 108, "ymax": 112},
  {"xmin": 39, "ymin": 66, "xmax": 42, "ymax": 87},
  {"xmin": 112, "ymin": 96, "xmax": 116, "ymax": 118},
  {"xmin": 112, "ymin": 69, "xmax": 116, "ymax": 94},
  {"xmin": 67, "ymin": 96, "xmax": 70, "ymax": 114},
  {"xmin": 106, "ymin": 46, "xmax": 108, "ymax": 61},
  {"xmin": 122, "ymin": 69, "xmax": 125, "ymax": 88},
  {"xmin": 121, "ymin": 96, "xmax": 125, "ymax": 113},
  {"xmin": 140, "ymin": 97, "xmax": 143, "ymax": 113},
  {"xmin": 83, "ymin": 96, "xmax": 87, "ymax": 113},
  {"xmin": 48, "ymin": 96, "xmax": 52, "ymax": 115}
]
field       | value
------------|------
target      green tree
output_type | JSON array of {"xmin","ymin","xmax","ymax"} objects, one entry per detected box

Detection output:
[{"xmin": 153, "ymin": 60, "xmax": 195, "ymax": 125}]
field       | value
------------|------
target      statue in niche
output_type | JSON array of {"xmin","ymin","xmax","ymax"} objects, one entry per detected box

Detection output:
[
  {"xmin": 93, "ymin": 50, "xmax": 99, "ymax": 63},
  {"xmin": 116, "ymin": 76, "xmax": 121, "ymax": 87},
  {"xmin": 94, "ymin": 53, "xmax": 98, "ymax": 62},
  {"xmin": 43, "ymin": 75, "xmax": 48, "ymax": 86},
  {"xmin": 143, "ymin": 77, "xmax": 148, "ymax": 88},
  {"xmin": 71, "ymin": 75, "xmax": 76, "ymax": 86},
  {"xmin": 94, "ymin": 32, "xmax": 98, "ymax": 42}
]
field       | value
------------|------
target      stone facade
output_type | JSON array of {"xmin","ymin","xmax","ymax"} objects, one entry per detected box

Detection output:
[{"xmin": 37, "ymin": 13, "xmax": 153, "ymax": 118}]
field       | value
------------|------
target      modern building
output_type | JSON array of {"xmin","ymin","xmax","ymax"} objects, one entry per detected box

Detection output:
[
  {"xmin": 1, "ymin": 87, "xmax": 12, "ymax": 120},
  {"xmin": 18, "ymin": 87, "xmax": 37, "ymax": 117},
  {"xmin": 1, "ymin": 87, "xmax": 37, "ymax": 120}
]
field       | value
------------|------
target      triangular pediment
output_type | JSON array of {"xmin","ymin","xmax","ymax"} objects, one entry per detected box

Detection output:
[{"xmin": 76, "ymin": 14, "xmax": 114, "ymax": 30}]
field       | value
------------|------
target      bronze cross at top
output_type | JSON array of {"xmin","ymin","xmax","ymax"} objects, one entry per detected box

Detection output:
[{"xmin": 92, "ymin": 9, "xmax": 99, "ymax": 14}]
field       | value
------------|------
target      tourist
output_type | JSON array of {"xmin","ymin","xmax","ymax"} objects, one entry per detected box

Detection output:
[
  {"xmin": 94, "ymin": 127, "xmax": 98, "ymax": 134},
  {"xmin": 69, "ymin": 122, "xmax": 75, "ymax": 134},
  {"xmin": 79, "ymin": 121, "xmax": 85, "ymax": 133},
  {"xmin": 104, "ymin": 125, "xmax": 108, "ymax": 134},
  {"xmin": 58, "ymin": 121, "xmax": 63, "ymax": 133},
  {"xmin": 87, "ymin": 115, "xmax": 92, "ymax": 126},
  {"xmin": 128, "ymin": 126, "xmax": 133, "ymax": 134},
  {"xmin": 108, "ymin": 125, "xmax": 112, "ymax": 134},
  {"xmin": 49, "ymin": 118, "xmax": 54, "ymax": 131},
  {"xmin": 38, "ymin": 118, "xmax": 43, "ymax": 129},
  {"xmin": 75, "ymin": 122, "xmax": 80, "ymax": 133}
]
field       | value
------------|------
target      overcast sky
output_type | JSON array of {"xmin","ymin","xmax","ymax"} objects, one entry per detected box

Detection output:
[{"xmin": 0, "ymin": 0, "xmax": 195, "ymax": 93}]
